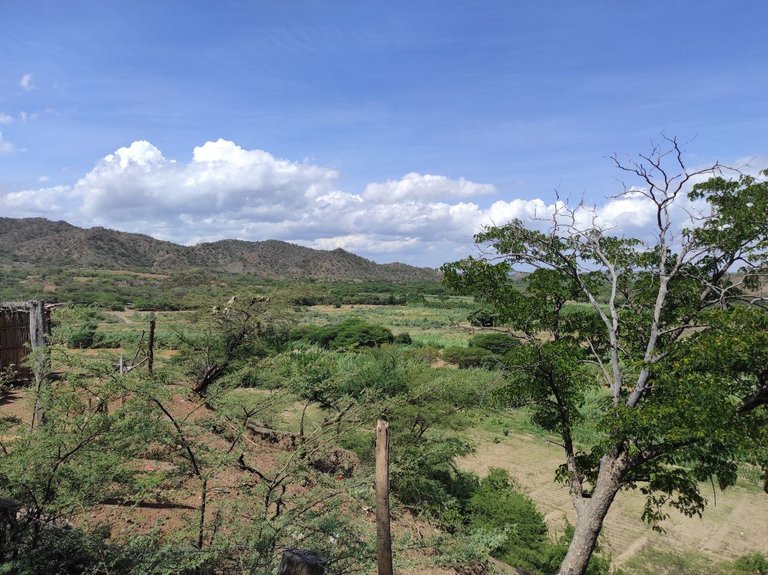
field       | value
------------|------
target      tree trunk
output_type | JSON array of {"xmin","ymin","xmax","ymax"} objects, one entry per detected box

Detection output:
[
  {"xmin": 558, "ymin": 453, "xmax": 626, "ymax": 575},
  {"xmin": 197, "ymin": 477, "xmax": 207, "ymax": 549}
]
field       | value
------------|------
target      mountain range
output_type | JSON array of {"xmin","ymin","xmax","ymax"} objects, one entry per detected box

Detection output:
[{"xmin": 0, "ymin": 217, "xmax": 440, "ymax": 281}]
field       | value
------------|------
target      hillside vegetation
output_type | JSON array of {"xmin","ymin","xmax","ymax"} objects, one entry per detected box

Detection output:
[{"xmin": 0, "ymin": 217, "xmax": 439, "ymax": 281}]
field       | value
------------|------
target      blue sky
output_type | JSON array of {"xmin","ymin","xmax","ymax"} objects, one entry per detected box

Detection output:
[{"xmin": 1, "ymin": 1, "xmax": 766, "ymax": 267}]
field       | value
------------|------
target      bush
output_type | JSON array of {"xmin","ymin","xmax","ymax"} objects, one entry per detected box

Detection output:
[
  {"xmin": 467, "ymin": 308, "xmax": 499, "ymax": 327},
  {"xmin": 299, "ymin": 318, "xmax": 395, "ymax": 350},
  {"xmin": 466, "ymin": 468, "xmax": 548, "ymax": 569},
  {"xmin": 442, "ymin": 346, "xmax": 496, "ymax": 369},
  {"xmin": 733, "ymin": 553, "xmax": 768, "ymax": 575},
  {"xmin": 66, "ymin": 322, "xmax": 98, "ymax": 349},
  {"xmin": 469, "ymin": 332, "xmax": 518, "ymax": 354},
  {"xmin": 394, "ymin": 332, "xmax": 412, "ymax": 345}
]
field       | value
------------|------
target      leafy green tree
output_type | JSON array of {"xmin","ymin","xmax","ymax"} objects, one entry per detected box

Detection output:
[
  {"xmin": 0, "ymin": 352, "xmax": 155, "ymax": 560},
  {"xmin": 443, "ymin": 139, "xmax": 768, "ymax": 575},
  {"xmin": 174, "ymin": 296, "xmax": 289, "ymax": 396}
]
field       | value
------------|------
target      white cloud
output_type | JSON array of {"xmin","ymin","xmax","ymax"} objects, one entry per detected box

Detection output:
[
  {"xmin": 0, "ymin": 113, "xmax": 13, "ymax": 125},
  {"xmin": 304, "ymin": 234, "xmax": 422, "ymax": 254},
  {"xmin": 362, "ymin": 172, "xmax": 494, "ymax": 203},
  {"xmin": 1, "ymin": 139, "xmax": 764, "ymax": 267},
  {"xmin": 0, "ymin": 185, "xmax": 73, "ymax": 214},
  {"xmin": 0, "ymin": 131, "xmax": 16, "ymax": 155},
  {"xmin": 70, "ymin": 139, "xmax": 339, "ymax": 223},
  {"xmin": 19, "ymin": 73, "xmax": 33, "ymax": 91}
]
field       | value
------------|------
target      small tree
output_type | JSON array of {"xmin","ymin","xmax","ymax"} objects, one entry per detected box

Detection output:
[
  {"xmin": 443, "ymin": 138, "xmax": 768, "ymax": 575},
  {"xmin": 175, "ymin": 296, "xmax": 288, "ymax": 397}
]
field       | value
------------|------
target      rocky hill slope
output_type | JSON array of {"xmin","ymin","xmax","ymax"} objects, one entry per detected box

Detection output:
[{"xmin": 0, "ymin": 217, "xmax": 439, "ymax": 281}]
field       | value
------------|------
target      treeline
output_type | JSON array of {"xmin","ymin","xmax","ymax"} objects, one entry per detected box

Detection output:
[{"xmin": 0, "ymin": 263, "xmax": 449, "ymax": 311}]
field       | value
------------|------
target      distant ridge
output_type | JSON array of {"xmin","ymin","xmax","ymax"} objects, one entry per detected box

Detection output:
[{"xmin": 0, "ymin": 217, "xmax": 440, "ymax": 281}]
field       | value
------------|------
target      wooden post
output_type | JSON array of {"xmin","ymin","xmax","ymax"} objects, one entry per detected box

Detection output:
[
  {"xmin": 29, "ymin": 300, "xmax": 47, "ymax": 430},
  {"xmin": 119, "ymin": 353, "xmax": 126, "ymax": 407},
  {"xmin": 376, "ymin": 419, "xmax": 393, "ymax": 575},
  {"xmin": 148, "ymin": 319, "xmax": 156, "ymax": 374},
  {"xmin": 277, "ymin": 549, "xmax": 326, "ymax": 575}
]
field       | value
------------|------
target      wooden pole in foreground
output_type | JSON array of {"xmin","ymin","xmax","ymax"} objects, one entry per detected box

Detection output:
[
  {"xmin": 29, "ymin": 300, "xmax": 47, "ymax": 430},
  {"xmin": 148, "ymin": 319, "xmax": 156, "ymax": 374},
  {"xmin": 376, "ymin": 419, "xmax": 393, "ymax": 575}
]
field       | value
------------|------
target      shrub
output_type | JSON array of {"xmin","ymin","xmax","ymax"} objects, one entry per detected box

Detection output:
[
  {"xmin": 66, "ymin": 322, "xmax": 98, "ymax": 349},
  {"xmin": 442, "ymin": 346, "xmax": 495, "ymax": 369},
  {"xmin": 467, "ymin": 308, "xmax": 499, "ymax": 327},
  {"xmin": 466, "ymin": 468, "xmax": 548, "ymax": 569},
  {"xmin": 300, "ymin": 318, "xmax": 394, "ymax": 350},
  {"xmin": 733, "ymin": 553, "xmax": 768, "ymax": 575},
  {"xmin": 469, "ymin": 332, "xmax": 518, "ymax": 354},
  {"xmin": 394, "ymin": 332, "xmax": 412, "ymax": 345}
]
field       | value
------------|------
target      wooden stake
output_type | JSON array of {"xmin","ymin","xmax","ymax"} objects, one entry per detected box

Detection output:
[
  {"xmin": 148, "ymin": 319, "xmax": 155, "ymax": 374},
  {"xmin": 119, "ymin": 353, "xmax": 125, "ymax": 407},
  {"xmin": 376, "ymin": 419, "xmax": 393, "ymax": 575},
  {"xmin": 29, "ymin": 300, "xmax": 47, "ymax": 430}
]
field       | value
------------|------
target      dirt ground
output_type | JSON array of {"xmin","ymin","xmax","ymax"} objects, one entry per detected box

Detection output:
[
  {"xmin": 458, "ymin": 432, "xmax": 768, "ymax": 567},
  {"xmin": 6, "ymin": 372, "xmax": 765, "ymax": 572},
  {"xmin": 0, "ymin": 387, "xmax": 465, "ymax": 574}
]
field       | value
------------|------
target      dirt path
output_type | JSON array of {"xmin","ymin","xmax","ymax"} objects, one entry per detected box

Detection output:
[{"xmin": 458, "ymin": 436, "xmax": 768, "ymax": 566}]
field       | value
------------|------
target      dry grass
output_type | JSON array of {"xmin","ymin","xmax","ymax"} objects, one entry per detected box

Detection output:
[{"xmin": 458, "ymin": 430, "xmax": 768, "ymax": 569}]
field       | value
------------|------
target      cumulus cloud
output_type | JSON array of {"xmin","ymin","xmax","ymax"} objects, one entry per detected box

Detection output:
[
  {"xmin": 67, "ymin": 139, "xmax": 340, "ymax": 227},
  {"xmin": 362, "ymin": 172, "xmax": 495, "ymax": 203},
  {"xmin": 1, "ymin": 185, "xmax": 73, "ymax": 214},
  {"xmin": 0, "ymin": 113, "xmax": 13, "ymax": 125},
  {"xmin": 19, "ymin": 73, "xmax": 33, "ymax": 91},
  {"xmin": 2, "ymin": 138, "xmax": 757, "ymax": 266}
]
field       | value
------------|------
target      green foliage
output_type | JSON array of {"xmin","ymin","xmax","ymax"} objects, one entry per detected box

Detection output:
[
  {"xmin": 466, "ymin": 468, "xmax": 548, "ymax": 569},
  {"xmin": 432, "ymin": 527, "xmax": 506, "ymax": 573},
  {"xmin": 297, "ymin": 318, "xmax": 395, "ymax": 350},
  {"xmin": 468, "ymin": 332, "xmax": 518, "ymax": 354},
  {"xmin": 0, "ymin": 364, "xmax": 16, "ymax": 398},
  {"xmin": 732, "ymin": 553, "xmax": 768, "ymax": 575},
  {"xmin": 173, "ymin": 297, "xmax": 291, "ymax": 395},
  {"xmin": 467, "ymin": 307, "xmax": 500, "ymax": 327},
  {"xmin": 393, "ymin": 332, "xmax": 412, "ymax": 345},
  {"xmin": 442, "ymin": 144, "xmax": 768, "ymax": 573},
  {"xmin": 66, "ymin": 321, "xmax": 98, "ymax": 348},
  {"xmin": 441, "ymin": 346, "xmax": 497, "ymax": 369}
]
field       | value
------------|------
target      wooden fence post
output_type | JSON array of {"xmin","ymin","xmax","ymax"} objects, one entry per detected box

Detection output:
[
  {"xmin": 148, "ymin": 318, "xmax": 155, "ymax": 374},
  {"xmin": 376, "ymin": 419, "xmax": 393, "ymax": 575},
  {"xmin": 277, "ymin": 549, "xmax": 327, "ymax": 574},
  {"xmin": 29, "ymin": 300, "xmax": 48, "ymax": 430}
]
